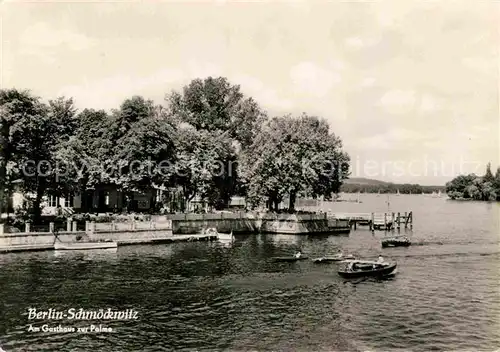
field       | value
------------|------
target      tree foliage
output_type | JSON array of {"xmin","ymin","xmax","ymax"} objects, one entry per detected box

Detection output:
[
  {"xmin": 240, "ymin": 114, "xmax": 350, "ymax": 211},
  {"xmin": 0, "ymin": 90, "xmax": 78, "ymax": 219},
  {"xmin": 1, "ymin": 76, "xmax": 357, "ymax": 217},
  {"xmin": 446, "ymin": 163, "xmax": 500, "ymax": 201},
  {"xmin": 167, "ymin": 77, "xmax": 267, "ymax": 150}
]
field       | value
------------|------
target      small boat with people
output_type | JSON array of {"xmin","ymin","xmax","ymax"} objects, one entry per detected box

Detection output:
[
  {"xmin": 338, "ymin": 256, "xmax": 397, "ymax": 278},
  {"xmin": 381, "ymin": 235, "xmax": 411, "ymax": 248},
  {"xmin": 273, "ymin": 251, "xmax": 308, "ymax": 262},
  {"xmin": 312, "ymin": 250, "xmax": 355, "ymax": 263},
  {"xmin": 201, "ymin": 227, "xmax": 234, "ymax": 242},
  {"xmin": 54, "ymin": 240, "xmax": 118, "ymax": 251},
  {"xmin": 217, "ymin": 230, "xmax": 234, "ymax": 242}
]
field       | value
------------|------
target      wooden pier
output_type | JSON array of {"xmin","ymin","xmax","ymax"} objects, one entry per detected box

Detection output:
[{"xmin": 330, "ymin": 211, "xmax": 413, "ymax": 232}]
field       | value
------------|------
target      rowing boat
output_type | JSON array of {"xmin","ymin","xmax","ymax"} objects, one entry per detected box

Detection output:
[
  {"xmin": 382, "ymin": 236, "xmax": 411, "ymax": 248},
  {"xmin": 217, "ymin": 230, "xmax": 234, "ymax": 242},
  {"xmin": 338, "ymin": 260, "xmax": 397, "ymax": 278}
]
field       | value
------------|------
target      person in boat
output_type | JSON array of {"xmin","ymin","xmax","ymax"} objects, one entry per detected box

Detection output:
[
  {"xmin": 375, "ymin": 255, "xmax": 385, "ymax": 268},
  {"xmin": 294, "ymin": 251, "xmax": 302, "ymax": 259}
]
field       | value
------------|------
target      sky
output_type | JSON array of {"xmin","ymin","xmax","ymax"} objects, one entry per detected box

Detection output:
[{"xmin": 1, "ymin": 0, "xmax": 498, "ymax": 185}]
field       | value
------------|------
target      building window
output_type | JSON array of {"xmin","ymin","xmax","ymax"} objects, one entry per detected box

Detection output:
[
  {"xmin": 64, "ymin": 195, "xmax": 74, "ymax": 207},
  {"xmin": 49, "ymin": 196, "xmax": 58, "ymax": 207}
]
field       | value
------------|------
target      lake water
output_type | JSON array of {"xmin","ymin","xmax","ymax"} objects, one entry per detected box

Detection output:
[{"xmin": 0, "ymin": 195, "xmax": 499, "ymax": 351}]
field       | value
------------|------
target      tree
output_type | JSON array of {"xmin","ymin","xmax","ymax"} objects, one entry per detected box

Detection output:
[
  {"xmin": 484, "ymin": 162, "xmax": 494, "ymax": 183},
  {"xmin": 494, "ymin": 167, "xmax": 500, "ymax": 200},
  {"xmin": 445, "ymin": 174, "xmax": 477, "ymax": 199},
  {"xmin": 0, "ymin": 90, "xmax": 78, "ymax": 219},
  {"xmin": 167, "ymin": 77, "xmax": 266, "ymax": 206},
  {"xmin": 113, "ymin": 113, "xmax": 177, "ymax": 199},
  {"xmin": 20, "ymin": 96, "xmax": 78, "ymax": 219},
  {"xmin": 241, "ymin": 114, "xmax": 350, "ymax": 212},
  {"xmin": 480, "ymin": 181, "xmax": 497, "ymax": 201},
  {"xmin": 172, "ymin": 126, "xmax": 236, "ymax": 210},
  {"xmin": 52, "ymin": 108, "xmax": 111, "ymax": 212}
]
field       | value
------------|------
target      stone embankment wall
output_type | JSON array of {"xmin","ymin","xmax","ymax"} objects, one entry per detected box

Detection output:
[
  {"xmin": 160, "ymin": 212, "xmax": 350, "ymax": 235},
  {"xmin": 0, "ymin": 220, "xmax": 174, "ymax": 252},
  {"xmin": 0, "ymin": 212, "xmax": 350, "ymax": 252}
]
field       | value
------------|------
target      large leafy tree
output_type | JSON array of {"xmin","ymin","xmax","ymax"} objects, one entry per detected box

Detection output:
[
  {"xmin": 446, "ymin": 165, "xmax": 500, "ymax": 201},
  {"xmin": 494, "ymin": 167, "xmax": 500, "ymax": 199},
  {"xmin": 241, "ymin": 114, "xmax": 350, "ymax": 211},
  {"xmin": 172, "ymin": 125, "xmax": 236, "ymax": 210},
  {"xmin": 484, "ymin": 162, "xmax": 494, "ymax": 183},
  {"xmin": 445, "ymin": 174, "xmax": 477, "ymax": 199},
  {"xmin": 113, "ymin": 113, "xmax": 177, "ymax": 196},
  {"xmin": 167, "ymin": 77, "xmax": 267, "ymax": 207},
  {"xmin": 53, "ymin": 108, "xmax": 110, "ymax": 211},
  {"xmin": 105, "ymin": 96, "xmax": 177, "ymax": 210},
  {"xmin": 0, "ymin": 90, "xmax": 77, "ymax": 219}
]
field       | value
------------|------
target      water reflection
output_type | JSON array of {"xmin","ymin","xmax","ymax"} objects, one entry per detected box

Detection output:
[
  {"xmin": 53, "ymin": 248, "xmax": 118, "ymax": 261},
  {"xmin": 267, "ymin": 234, "xmax": 302, "ymax": 246}
]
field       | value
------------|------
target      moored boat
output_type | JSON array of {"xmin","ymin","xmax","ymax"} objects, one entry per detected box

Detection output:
[
  {"xmin": 54, "ymin": 241, "xmax": 118, "ymax": 251},
  {"xmin": 217, "ymin": 230, "xmax": 234, "ymax": 242},
  {"xmin": 382, "ymin": 236, "xmax": 411, "ymax": 248},
  {"xmin": 338, "ymin": 260, "xmax": 397, "ymax": 278}
]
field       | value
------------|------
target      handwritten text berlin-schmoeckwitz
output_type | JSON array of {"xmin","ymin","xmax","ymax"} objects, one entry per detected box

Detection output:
[{"xmin": 27, "ymin": 308, "xmax": 139, "ymax": 320}]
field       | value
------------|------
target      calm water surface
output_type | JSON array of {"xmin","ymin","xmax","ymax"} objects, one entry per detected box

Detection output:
[{"xmin": 0, "ymin": 195, "xmax": 499, "ymax": 351}]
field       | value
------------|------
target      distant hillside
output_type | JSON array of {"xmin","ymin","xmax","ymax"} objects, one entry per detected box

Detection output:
[
  {"xmin": 344, "ymin": 177, "xmax": 390, "ymax": 185},
  {"xmin": 340, "ymin": 177, "xmax": 445, "ymax": 194}
]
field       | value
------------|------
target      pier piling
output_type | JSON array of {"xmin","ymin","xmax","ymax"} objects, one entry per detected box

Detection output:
[{"xmin": 330, "ymin": 210, "xmax": 412, "ymax": 232}]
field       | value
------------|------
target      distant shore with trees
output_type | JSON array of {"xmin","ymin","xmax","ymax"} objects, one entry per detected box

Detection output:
[
  {"xmin": 445, "ymin": 163, "xmax": 500, "ymax": 201},
  {"xmin": 339, "ymin": 178, "xmax": 445, "ymax": 194}
]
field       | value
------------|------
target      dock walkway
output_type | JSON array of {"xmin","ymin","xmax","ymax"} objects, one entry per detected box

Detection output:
[{"xmin": 329, "ymin": 211, "xmax": 413, "ymax": 231}]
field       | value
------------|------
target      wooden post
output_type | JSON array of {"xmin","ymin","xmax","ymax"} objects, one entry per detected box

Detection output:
[
  {"xmin": 397, "ymin": 212, "xmax": 401, "ymax": 229},
  {"xmin": 49, "ymin": 222, "xmax": 54, "ymax": 233},
  {"xmin": 404, "ymin": 212, "xmax": 408, "ymax": 228},
  {"xmin": 384, "ymin": 212, "xmax": 387, "ymax": 231},
  {"xmin": 370, "ymin": 212, "xmax": 374, "ymax": 232},
  {"xmin": 25, "ymin": 222, "xmax": 31, "ymax": 233},
  {"xmin": 72, "ymin": 221, "xmax": 77, "ymax": 232},
  {"xmin": 409, "ymin": 211, "xmax": 413, "ymax": 229},
  {"xmin": 353, "ymin": 220, "xmax": 357, "ymax": 230},
  {"xmin": 391, "ymin": 212, "xmax": 395, "ymax": 231},
  {"xmin": 66, "ymin": 219, "xmax": 72, "ymax": 232}
]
